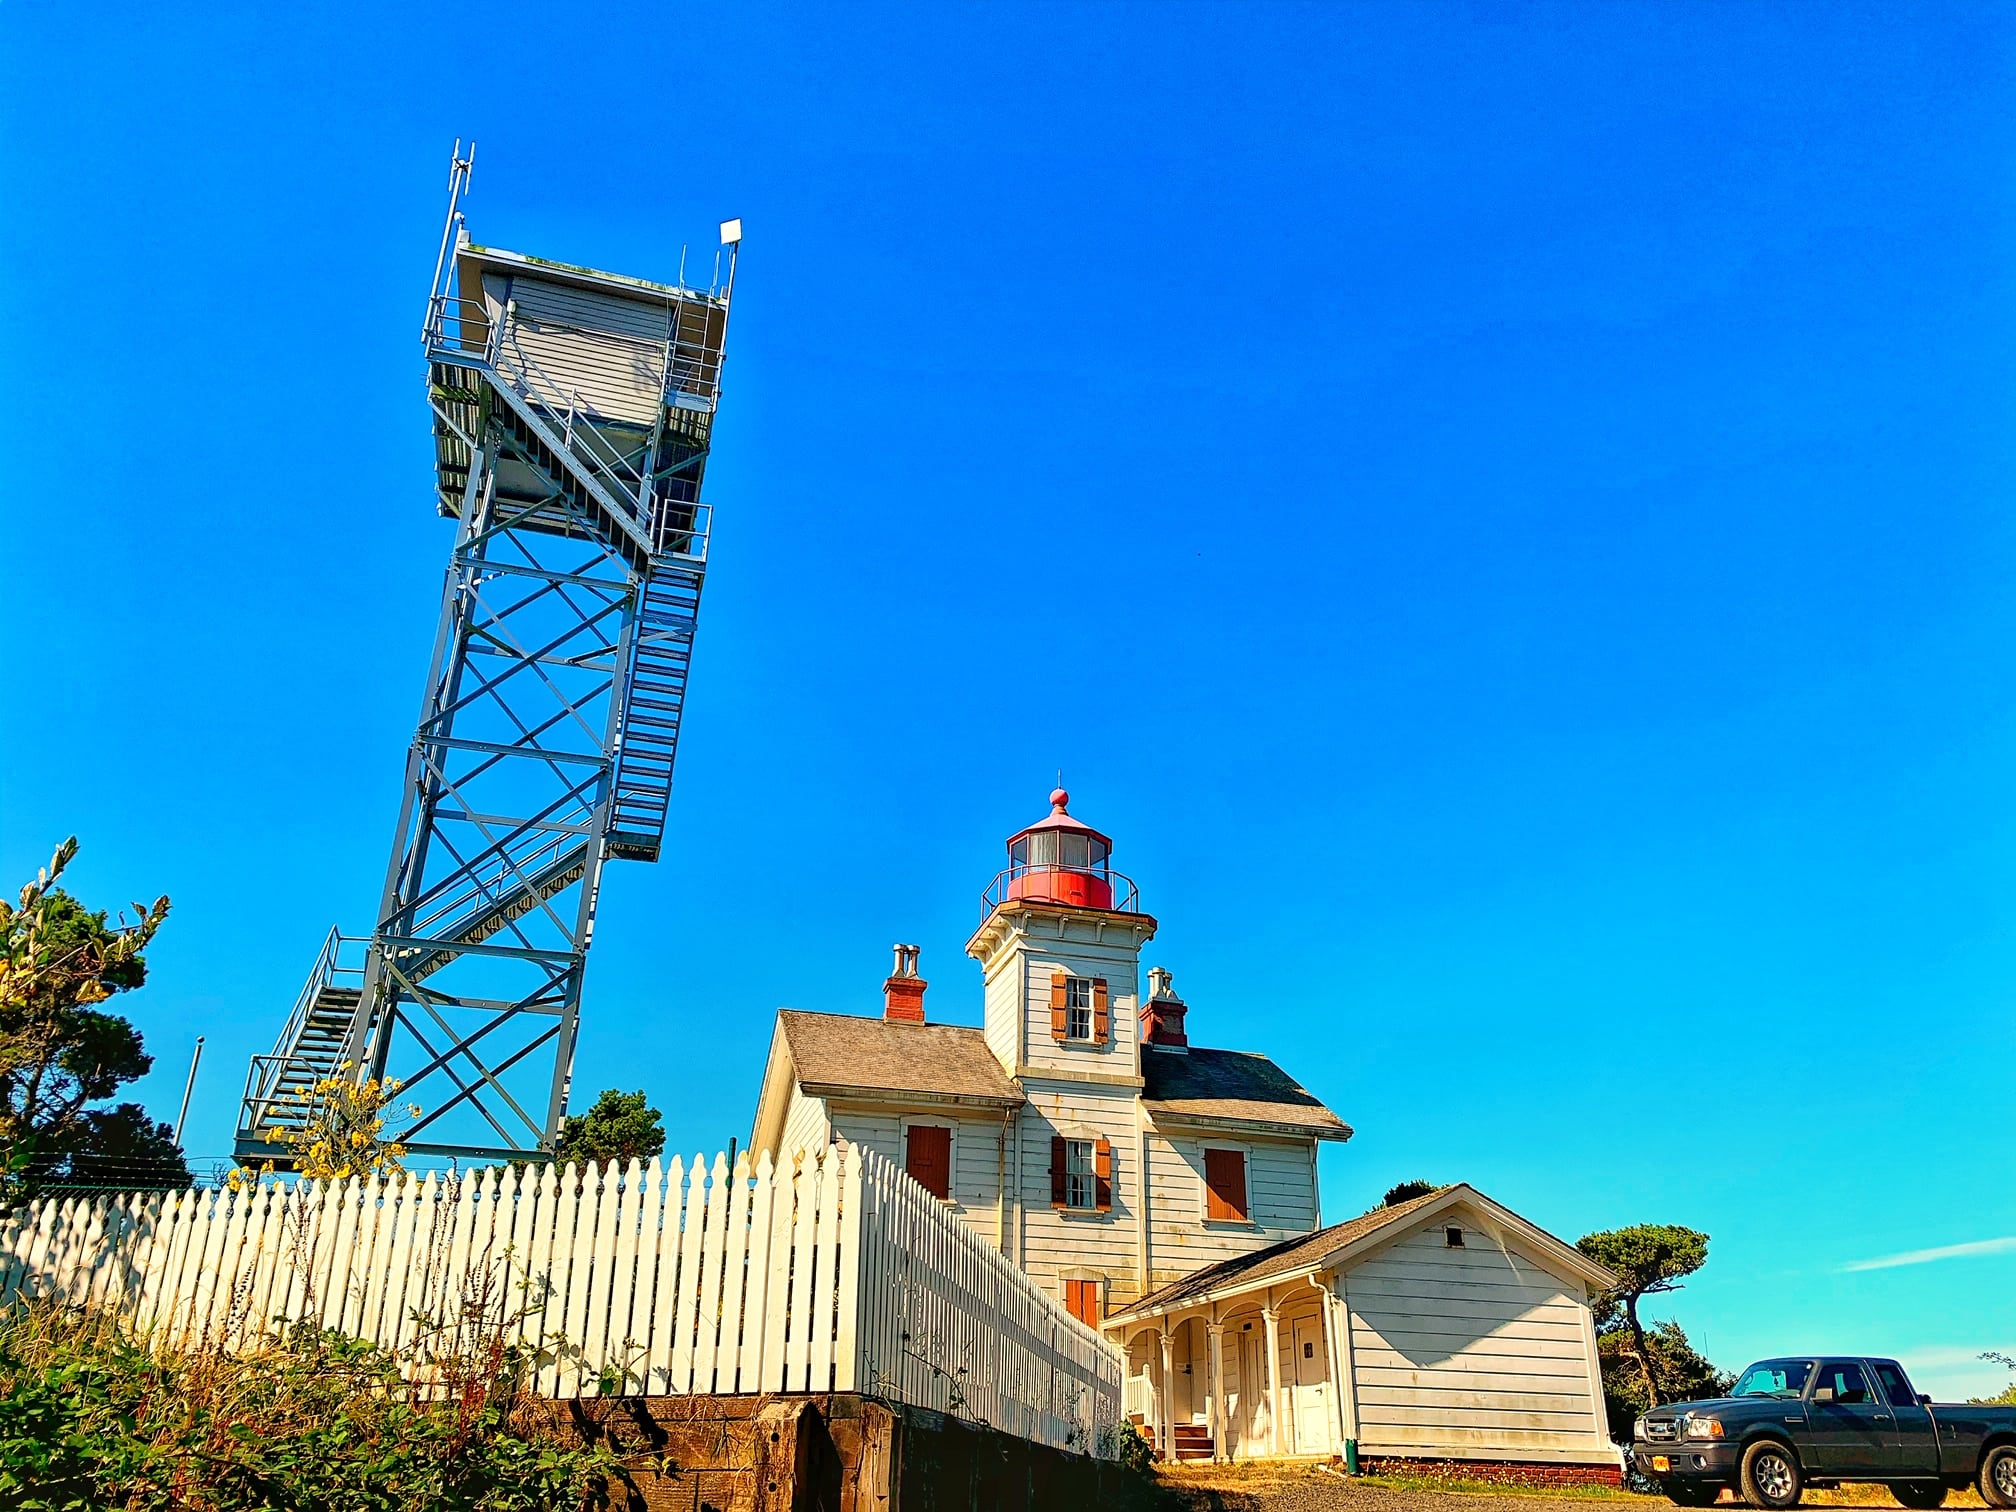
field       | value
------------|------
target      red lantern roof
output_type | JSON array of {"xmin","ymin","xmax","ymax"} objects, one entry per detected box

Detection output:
[{"xmin": 1005, "ymin": 788, "xmax": 1112, "ymax": 849}]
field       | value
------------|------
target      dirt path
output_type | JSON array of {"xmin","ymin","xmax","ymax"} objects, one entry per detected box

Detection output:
[
  {"xmin": 1150, "ymin": 1466, "xmax": 1990, "ymax": 1512},
  {"xmin": 1153, "ymin": 1465, "xmax": 1641, "ymax": 1512}
]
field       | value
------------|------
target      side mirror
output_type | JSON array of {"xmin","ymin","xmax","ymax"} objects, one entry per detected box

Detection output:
[
  {"xmin": 1920, "ymin": 1394, "xmax": 1933, "ymax": 1406},
  {"xmin": 1813, "ymin": 1387, "xmax": 1835, "ymax": 1404}
]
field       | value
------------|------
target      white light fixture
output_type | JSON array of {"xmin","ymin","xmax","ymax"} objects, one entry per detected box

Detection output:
[{"xmin": 719, "ymin": 218, "xmax": 743, "ymax": 246}]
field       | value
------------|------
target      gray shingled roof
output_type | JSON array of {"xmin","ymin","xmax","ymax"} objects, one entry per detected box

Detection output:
[
  {"xmin": 1109, "ymin": 1188, "xmax": 1447, "ymax": 1320},
  {"xmin": 1141, "ymin": 1046, "xmax": 1351, "ymax": 1137},
  {"xmin": 777, "ymin": 1010, "xmax": 1024, "ymax": 1106}
]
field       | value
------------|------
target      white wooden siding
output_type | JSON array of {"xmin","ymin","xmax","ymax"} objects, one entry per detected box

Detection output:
[
  {"xmin": 1014, "ymin": 944, "xmax": 1141, "ymax": 1078},
  {"xmin": 781, "ymin": 1085, "xmax": 830, "ymax": 1159},
  {"xmin": 975, "ymin": 910, "xmax": 1145, "ymax": 1079},
  {"xmin": 483, "ymin": 274, "xmax": 673, "ymax": 428},
  {"xmin": 1014, "ymin": 1084, "xmax": 1143, "ymax": 1303},
  {"xmin": 982, "ymin": 949, "xmax": 1021, "ymax": 1074},
  {"xmin": 1343, "ymin": 1222, "xmax": 1610, "ymax": 1460},
  {"xmin": 1143, "ymin": 1130, "xmax": 1319, "ymax": 1285},
  {"xmin": 823, "ymin": 1103, "xmax": 1004, "ymax": 1228}
]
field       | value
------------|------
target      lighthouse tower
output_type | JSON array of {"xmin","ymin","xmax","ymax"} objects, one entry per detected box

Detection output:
[
  {"xmin": 969, "ymin": 789, "xmax": 1159, "ymax": 1078},
  {"xmin": 967, "ymin": 790, "xmax": 1158, "ymax": 1298}
]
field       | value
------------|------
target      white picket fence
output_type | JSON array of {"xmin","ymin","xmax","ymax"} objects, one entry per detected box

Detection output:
[{"xmin": 0, "ymin": 1144, "xmax": 1122, "ymax": 1456}]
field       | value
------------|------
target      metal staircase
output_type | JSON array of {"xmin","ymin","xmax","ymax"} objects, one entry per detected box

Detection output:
[
  {"xmin": 609, "ymin": 574, "xmax": 700, "ymax": 861},
  {"xmin": 237, "ymin": 148, "xmax": 737, "ymax": 1163}
]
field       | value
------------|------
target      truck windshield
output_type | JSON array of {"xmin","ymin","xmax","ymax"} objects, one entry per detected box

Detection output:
[{"xmin": 1732, "ymin": 1360, "xmax": 1813, "ymax": 1399}]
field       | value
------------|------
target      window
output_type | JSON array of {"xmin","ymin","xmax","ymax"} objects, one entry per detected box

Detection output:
[
  {"xmin": 1049, "ymin": 1134, "xmax": 1111, "ymax": 1211},
  {"xmin": 904, "ymin": 1124, "xmax": 951, "ymax": 1201},
  {"xmin": 1065, "ymin": 1139, "xmax": 1096, "ymax": 1209},
  {"xmin": 1444, "ymin": 1226, "xmax": 1466, "ymax": 1248},
  {"xmin": 1814, "ymin": 1361, "xmax": 1872, "ymax": 1406},
  {"xmin": 1731, "ymin": 1360, "xmax": 1813, "ymax": 1399},
  {"xmin": 1204, "ymin": 1148, "xmax": 1248, "ymax": 1222},
  {"xmin": 1873, "ymin": 1361, "xmax": 1920, "ymax": 1408},
  {"xmin": 1066, "ymin": 977, "xmax": 1094, "ymax": 1040},
  {"xmin": 1049, "ymin": 973, "xmax": 1108, "ymax": 1044},
  {"xmin": 1065, "ymin": 1278, "xmax": 1101, "ymax": 1327}
]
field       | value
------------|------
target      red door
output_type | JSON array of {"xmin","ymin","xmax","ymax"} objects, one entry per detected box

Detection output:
[
  {"xmin": 904, "ymin": 1124, "xmax": 951, "ymax": 1199},
  {"xmin": 1066, "ymin": 1278, "xmax": 1101, "ymax": 1328}
]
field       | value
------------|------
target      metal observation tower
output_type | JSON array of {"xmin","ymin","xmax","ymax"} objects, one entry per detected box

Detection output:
[{"xmin": 236, "ymin": 148, "xmax": 737, "ymax": 1162}]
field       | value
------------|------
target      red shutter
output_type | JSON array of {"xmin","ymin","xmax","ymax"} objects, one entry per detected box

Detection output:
[
  {"xmin": 1050, "ymin": 1135, "xmax": 1068, "ymax": 1207},
  {"xmin": 1049, "ymin": 972, "xmax": 1069, "ymax": 1040},
  {"xmin": 1066, "ymin": 1279, "xmax": 1100, "ymax": 1327},
  {"xmin": 1092, "ymin": 979, "xmax": 1109, "ymax": 1044},
  {"xmin": 1205, "ymin": 1148, "xmax": 1248, "ymax": 1222},
  {"xmin": 905, "ymin": 1124, "xmax": 951, "ymax": 1200},
  {"xmin": 1094, "ymin": 1137, "xmax": 1113, "ymax": 1212}
]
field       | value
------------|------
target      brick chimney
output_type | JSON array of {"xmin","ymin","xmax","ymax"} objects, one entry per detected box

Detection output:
[
  {"xmin": 1139, "ymin": 965, "xmax": 1188, "ymax": 1049},
  {"xmin": 884, "ymin": 943, "xmax": 926, "ymax": 1022}
]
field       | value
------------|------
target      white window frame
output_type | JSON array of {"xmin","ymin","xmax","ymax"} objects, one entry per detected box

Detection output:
[
  {"xmin": 1199, "ymin": 1141, "xmax": 1254, "ymax": 1226},
  {"xmin": 1064, "ymin": 1137, "xmax": 1097, "ymax": 1211},
  {"xmin": 898, "ymin": 1115, "xmax": 958, "ymax": 1207},
  {"xmin": 1064, "ymin": 976, "xmax": 1096, "ymax": 1042}
]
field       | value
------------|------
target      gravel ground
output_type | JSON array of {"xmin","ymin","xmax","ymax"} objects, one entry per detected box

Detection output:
[
  {"xmin": 1153, "ymin": 1464, "xmax": 1641, "ymax": 1512},
  {"xmin": 1150, "ymin": 1467, "xmax": 1991, "ymax": 1512}
]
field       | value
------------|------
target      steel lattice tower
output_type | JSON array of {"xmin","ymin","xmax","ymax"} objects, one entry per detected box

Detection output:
[{"xmin": 237, "ymin": 149, "xmax": 737, "ymax": 1161}]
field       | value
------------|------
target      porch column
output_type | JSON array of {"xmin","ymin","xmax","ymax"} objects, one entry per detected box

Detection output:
[
  {"xmin": 1319, "ymin": 1281, "xmax": 1350, "ymax": 1457},
  {"xmin": 1205, "ymin": 1320, "xmax": 1228, "ymax": 1462},
  {"xmin": 1261, "ymin": 1305, "xmax": 1283, "ymax": 1456},
  {"xmin": 1158, "ymin": 1325, "xmax": 1176, "ymax": 1461}
]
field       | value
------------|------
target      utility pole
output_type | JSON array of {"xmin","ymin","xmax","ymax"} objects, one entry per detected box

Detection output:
[{"xmin": 174, "ymin": 1036, "xmax": 204, "ymax": 1146}]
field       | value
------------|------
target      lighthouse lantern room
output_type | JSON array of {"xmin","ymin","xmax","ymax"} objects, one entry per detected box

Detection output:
[{"xmin": 989, "ymin": 789, "xmax": 1138, "ymax": 913}]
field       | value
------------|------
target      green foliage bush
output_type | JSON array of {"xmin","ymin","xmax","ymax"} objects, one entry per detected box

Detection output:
[{"xmin": 0, "ymin": 1300, "xmax": 622, "ymax": 1510}]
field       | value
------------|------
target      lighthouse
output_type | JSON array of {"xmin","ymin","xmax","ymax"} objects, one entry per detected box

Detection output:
[{"xmin": 968, "ymin": 787, "xmax": 1157, "ymax": 1084}]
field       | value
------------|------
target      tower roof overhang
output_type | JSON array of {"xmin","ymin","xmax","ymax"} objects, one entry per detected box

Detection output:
[
  {"xmin": 964, "ymin": 898, "xmax": 1159, "ymax": 962},
  {"xmin": 456, "ymin": 242, "xmax": 729, "ymax": 309}
]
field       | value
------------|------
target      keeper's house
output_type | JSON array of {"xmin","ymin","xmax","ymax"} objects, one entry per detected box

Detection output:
[{"xmin": 747, "ymin": 791, "xmax": 1621, "ymax": 1479}]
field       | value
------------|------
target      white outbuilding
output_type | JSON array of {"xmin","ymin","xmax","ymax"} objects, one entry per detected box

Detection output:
[{"xmin": 1105, "ymin": 1182, "xmax": 1622, "ymax": 1479}]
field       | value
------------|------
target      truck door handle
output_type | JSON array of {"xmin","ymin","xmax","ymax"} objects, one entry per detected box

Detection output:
[{"xmin": 1875, "ymin": 1414, "xmax": 1892, "ymax": 1423}]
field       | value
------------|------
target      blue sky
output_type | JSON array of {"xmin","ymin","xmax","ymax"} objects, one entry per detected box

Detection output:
[{"xmin": 3, "ymin": 2, "xmax": 2012, "ymax": 1398}]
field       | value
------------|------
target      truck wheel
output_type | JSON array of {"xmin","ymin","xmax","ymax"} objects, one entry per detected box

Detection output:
[
  {"xmin": 1979, "ymin": 1445, "xmax": 2016, "ymax": 1510},
  {"xmin": 1740, "ymin": 1441, "xmax": 1803, "ymax": 1509},
  {"xmin": 1892, "ymin": 1481, "xmax": 1947, "ymax": 1509}
]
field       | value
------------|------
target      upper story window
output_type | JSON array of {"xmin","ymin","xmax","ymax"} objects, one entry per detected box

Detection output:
[
  {"xmin": 1065, "ymin": 1139, "xmax": 1096, "ymax": 1209},
  {"xmin": 1065, "ymin": 977, "xmax": 1094, "ymax": 1040},
  {"xmin": 1049, "ymin": 973, "xmax": 1109, "ymax": 1045},
  {"xmin": 1204, "ymin": 1147, "xmax": 1249, "ymax": 1222},
  {"xmin": 1049, "ymin": 1134, "xmax": 1112, "ymax": 1213}
]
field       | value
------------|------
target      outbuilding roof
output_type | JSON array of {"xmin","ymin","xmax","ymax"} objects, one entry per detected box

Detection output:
[
  {"xmin": 1104, "ymin": 1183, "xmax": 1619, "ymax": 1326},
  {"xmin": 775, "ymin": 1010, "xmax": 1024, "ymax": 1107},
  {"xmin": 1141, "ymin": 1046, "xmax": 1351, "ymax": 1139}
]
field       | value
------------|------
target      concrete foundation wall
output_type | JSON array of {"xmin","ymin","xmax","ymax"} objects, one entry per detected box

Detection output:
[{"xmin": 559, "ymin": 1393, "xmax": 1148, "ymax": 1512}]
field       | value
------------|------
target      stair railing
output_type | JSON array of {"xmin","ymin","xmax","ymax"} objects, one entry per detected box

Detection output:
[{"xmin": 237, "ymin": 927, "xmax": 369, "ymax": 1141}]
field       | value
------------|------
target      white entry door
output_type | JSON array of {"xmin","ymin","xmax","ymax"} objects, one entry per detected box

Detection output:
[{"xmin": 1290, "ymin": 1317, "xmax": 1331, "ymax": 1455}]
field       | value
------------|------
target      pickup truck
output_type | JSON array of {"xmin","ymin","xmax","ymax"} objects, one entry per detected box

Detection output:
[{"xmin": 1631, "ymin": 1356, "xmax": 2016, "ymax": 1509}]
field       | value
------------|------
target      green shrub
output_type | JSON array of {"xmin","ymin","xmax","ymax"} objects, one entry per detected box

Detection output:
[{"xmin": 0, "ymin": 1299, "xmax": 623, "ymax": 1510}]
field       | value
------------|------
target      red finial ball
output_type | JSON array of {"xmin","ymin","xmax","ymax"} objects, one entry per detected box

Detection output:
[{"xmin": 1050, "ymin": 787, "xmax": 1069, "ymax": 811}]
